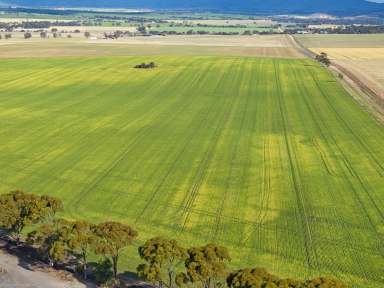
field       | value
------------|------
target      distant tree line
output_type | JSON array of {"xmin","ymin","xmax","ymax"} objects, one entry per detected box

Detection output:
[
  {"xmin": 133, "ymin": 24, "xmax": 280, "ymax": 36},
  {"xmin": 0, "ymin": 191, "xmax": 347, "ymax": 288},
  {"xmin": 311, "ymin": 25, "xmax": 384, "ymax": 34},
  {"xmin": 285, "ymin": 25, "xmax": 384, "ymax": 35},
  {"xmin": 0, "ymin": 21, "xmax": 80, "ymax": 31},
  {"xmin": 272, "ymin": 16, "xmax": 384, "ymax": 26},
  {"xmin": 144, "ymin": 30, "xmax": 278, "ymax": 36}
]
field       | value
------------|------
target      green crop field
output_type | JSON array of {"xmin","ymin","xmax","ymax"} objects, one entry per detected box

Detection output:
[{"xmin": 0, "ymin": 56, "xmax": 383, "ymax": 287}]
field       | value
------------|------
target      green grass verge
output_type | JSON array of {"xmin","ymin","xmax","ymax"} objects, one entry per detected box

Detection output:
[{"xmin": 0, "ymin": 56, "xmax": 383, "ymax": 287}]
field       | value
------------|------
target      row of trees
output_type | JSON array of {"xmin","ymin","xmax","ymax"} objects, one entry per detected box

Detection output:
[
  {"xmin": 0, "ymin": 32, "xmax": 73, "ymax": 40},
  {"xmin": 40, "ymin": 31, "xmax": 72, "ymax": 38},
  {"xmin": 136, "ymin": 26, "xmax": 276, "ymax": 36},
  {"xmin": 0, "ymin": 21, "xmax": 80, "ymax": 31},
  {"xmin": 0, "ymin": 191, "xmax": 347, "ymax": 288},
  {"xmin": 0, "ymin": 191, "xmax": 136, "ymax": 283}
]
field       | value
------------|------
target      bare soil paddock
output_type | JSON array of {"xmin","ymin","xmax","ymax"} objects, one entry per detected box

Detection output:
[{"xmin": 0, "ymin": 34, "xmax": 304, "ymax": 58}]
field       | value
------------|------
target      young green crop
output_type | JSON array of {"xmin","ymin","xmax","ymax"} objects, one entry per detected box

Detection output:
[{"xmin": 0, "ymin": 56, "xmax": 382, "ymax": 287}]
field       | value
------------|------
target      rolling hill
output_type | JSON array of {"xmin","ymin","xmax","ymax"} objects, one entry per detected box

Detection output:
[{"xmin": 4, "ymin": 0, "xmax": 384, "ymax": 15}]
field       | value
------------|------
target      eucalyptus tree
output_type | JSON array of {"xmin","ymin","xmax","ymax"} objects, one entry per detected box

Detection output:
[
  {"xmin": 27, "ymin": 219, "xmax": 70, "ymax": 266},
  {"xmin": 93, "ymin": 221, "xmax": 138, "ymax": 279},
  {"xmin": 137, "ymin": 237, "xmax": 187, "ymax": 288},
  {"xmin": 66, "ymin": 220, "xmax": 96, "ymax": 280},
  {"xmin": 0, "ymin": 190, "xmax": 62, "ymax": 242},
  {"xmin": 178, "ymin": 244, "xmax": 231, "ymax": 288}
]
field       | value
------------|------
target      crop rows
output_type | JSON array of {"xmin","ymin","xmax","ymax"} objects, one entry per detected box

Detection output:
[{"xmin": 0, "ymin": 56, "xmax": 383, "ymax": 287}]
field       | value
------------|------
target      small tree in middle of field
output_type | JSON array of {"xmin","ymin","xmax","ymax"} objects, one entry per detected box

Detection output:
[
  {"xmin": 316, "ymin": 52, "xmax": 331, "ymax": 67},
  {"xmin": 24, "ymin": 32, "xmax": 32, "ymax": 39}
]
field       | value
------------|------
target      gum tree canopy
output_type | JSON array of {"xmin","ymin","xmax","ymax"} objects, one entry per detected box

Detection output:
[
  {"xmin": 137, "ymin": 237, "xmax": 187, "ymax": 288},
  {"xmin": 93, "ymin": 221, "xmax": 138, "ymax": 279},
  {"xmin": 0, "ymin": 190, "xmax": 62, "ymax": 241}
]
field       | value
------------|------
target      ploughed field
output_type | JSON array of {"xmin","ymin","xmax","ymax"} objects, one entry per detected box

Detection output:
[{"xmin": 0, "ymin": 56, "xmax": 383, "ymax": 287}]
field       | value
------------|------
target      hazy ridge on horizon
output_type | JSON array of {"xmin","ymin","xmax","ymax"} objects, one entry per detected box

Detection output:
[{"xmin": 2, "ymin": 0, "xmax": 384, "ymax": 16}]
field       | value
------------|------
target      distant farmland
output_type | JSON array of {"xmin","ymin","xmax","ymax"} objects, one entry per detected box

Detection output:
[
  {"xmin": 0, "ymin": 56, "xmax": 383, "ymax": 287},
  {"xmin": 296, "ymin": 34, "xmax": 384, "ymax": 103}
]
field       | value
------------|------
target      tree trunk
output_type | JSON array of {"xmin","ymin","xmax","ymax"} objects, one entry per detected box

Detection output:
[
  {"xmin": 14, "ymin": 226, "xmax": 22, "ymax": 245},
  {"xmin": 168, "ymin": 270, "xmax": 173, "ymax": 288},
  {"xmin": 82, "ymin": 252, "xmax": 87, "ymax": 280},
  {"xmin": 48, "ymin": 257, "xmax": 54, "ymax": 267},
  {"xmin": 112, "ymin": 255, "xmax": 118, "ymax": 279},
  {"xmin": 83, "ymin": 262, "xmax": 87, "ymax": 280},
  {"xmin": 207, "ymin": 278, "xmax": 211, "ymax": 288},
  {"xmin": 15, "ymin": 234, "xmax": 20, "ymax": 245}
]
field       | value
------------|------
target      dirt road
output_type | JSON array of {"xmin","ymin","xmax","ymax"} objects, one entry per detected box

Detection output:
[{"xmin": 0, "ymin": 251, "xmax": 89, "ymax": 288}]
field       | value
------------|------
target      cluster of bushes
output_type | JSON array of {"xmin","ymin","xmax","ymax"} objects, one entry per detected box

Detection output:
[
  {"xmin": 40, "ymin": 31, "xmax": 69, "ymax": 39},
  {"xmin": 103, "ymin": 30, "xmax": 132, "ymax": 39},
  {"xmin": 0, "ymin": 33, "xmax": 12, "ymax": 40},
  {"xmin": 0, "ymin": 191, "xmax": 347, "ymax": 288},
  {"xmin": 24, "ymin": 32, "xmax": 32, "ymax": 39},
  {"xmin": 315, "ymin": 52, "xmax": 331, "ymax": 67},
  {"xmin": 134, "ymin": 62, "xmax": 156, "ymax": 69}
]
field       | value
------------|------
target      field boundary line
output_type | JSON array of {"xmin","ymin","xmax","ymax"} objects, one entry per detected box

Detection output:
[
  {"xmin": 330, "ymin": 64, "xmax": 384, "ymax": 124},
  {"xmin": 291, "ymin": 35, "xmax": 384, "ymax": 124}
]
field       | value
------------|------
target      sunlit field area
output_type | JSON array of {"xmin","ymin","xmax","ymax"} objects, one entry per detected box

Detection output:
[{"xmin": 0, "ymin": 56, "xmax": 383, "ymax": 287}]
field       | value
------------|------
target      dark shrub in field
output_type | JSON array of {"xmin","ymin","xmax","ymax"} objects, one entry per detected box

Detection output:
[{"xmin": 134, "ymin": 62, "xmax": 156, "ymax": 69}]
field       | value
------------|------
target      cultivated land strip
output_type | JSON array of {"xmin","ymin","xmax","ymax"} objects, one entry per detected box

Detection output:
[
  {"xmin": 294, "ymin": 34, "xmax": 384, "ymax": 122},
  {"xmin": 0, "ymin": 35, "xmax": 305, "ymax": 58},
  {"xmin": 0, "ymin": 56, "xmax": 383, "ymax": 287}
]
